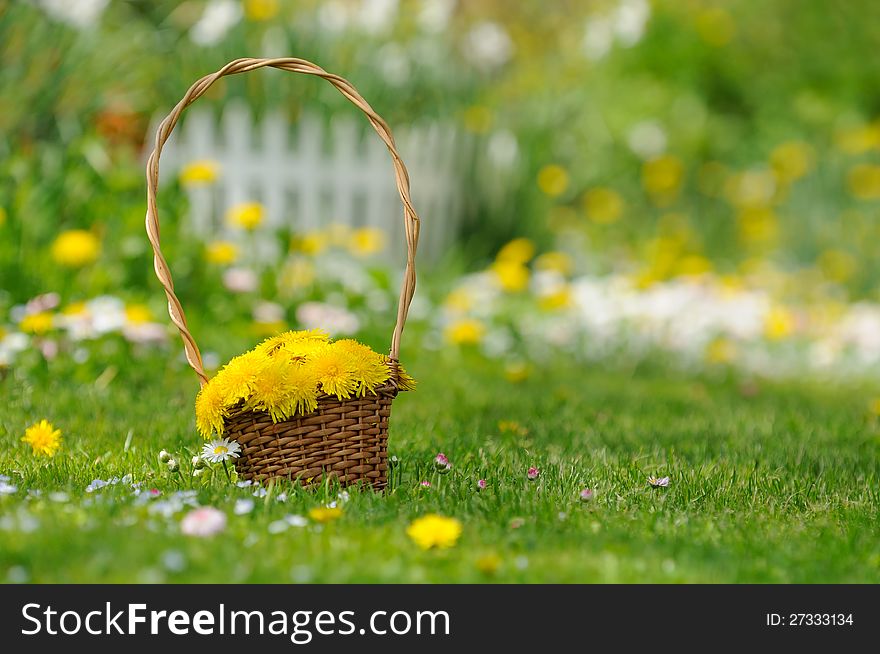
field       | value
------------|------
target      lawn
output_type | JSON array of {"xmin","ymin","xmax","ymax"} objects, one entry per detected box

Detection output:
[{"xmin": 2, "ymin": 352, "xmax": 878, "ymax": 583}]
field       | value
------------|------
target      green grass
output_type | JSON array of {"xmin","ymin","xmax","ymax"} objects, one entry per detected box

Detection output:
[{"xmin": 1, "ymin": 353, "xmax": 879, "ymax": 583}]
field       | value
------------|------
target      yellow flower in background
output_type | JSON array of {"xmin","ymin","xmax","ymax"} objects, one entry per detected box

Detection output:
[
  {"xmin": 407, "ymin": 514, "xmax": 462, "ymax": 550},
  {"xmin": 20, "ymin": 311, "xmax": 53, "ymax": 335},
  {"xmin": 764, "ymin": 306, "xmax": 795, "ymax": 340},
  {"xmin": 292, "ymin": 230, "xmax": 329, "ymax": 255},
  {"xmin": 534, "ymin": 251, "xmax": 573, "ymax": 276},
  {"xmin": 504, "ymin": 361, "xmax": 531, "ymax": 383},
  {"xmin": 724, "ymin": 169, "xmax": 777, "ymax": 209},
  {"xmin": 847, "ymin": 163, "xmax": 880, "ymax": 200},
  {"xmin": 227, "ymin": 202, "xmax": 265, "ymax": 230},
  {"xmin": 818, "ymin": 249, "xmax": 857, "ymax": 283},
  {"xmin": 496, "ymin": 237, "xmax": 536, "ymax": 264},
  {"xmin": 443, "ymin": 288, "xmax": 473, "ymax": 314},
  {"xmin": 737, "ymin": 207, "xmax": 779, "ymax": 245},
  {"xmin": 538, "ymin": 287, "xmax": 573, "ymax": 311},
  {"xmin": 243, "ymin": 0, "xmax": 280, "ymax": 21},
  {"xmin": 869, "ymin": 398, "xmax": 880, "ymax": 416},
  {"xmin": 537, "ymin": 164, "xmax": 570, "ymax": 197},
  {"xmin": 349, "ymin": 227, "xmax": 385, "ymax": 256},
  {"xmin": 491, "ymin": 260, "xmax": 530, "ymax": 292},
  {"xmin": 475, "ymin": 553, "xmax": 502, "ymax": 575},
  {"xmin": 179, "ymin": 160, "xmax": 219, "ymax": 186},
  {"xmin": 445, "ymin": 318, "xmax": 485, "ymax": 345},
  {"xmin": 705, "ymin": 337, "xmax": 735, "ymax": 364},
  {"xmin": 51, "ymin": 230, "xmax": 100, "ymax": 267},
  {"xmin": 309, "ymin": 506, "xmax": 342, "ymax": 523},
  {"xmin": 642, "ymin": 155, "xmax": 684, "ymax": 205},
  {"xmin": 22, "ymin": 420, "xmax": 62, "ymax": 457},
  {"xmin": 695, "ymin": 7, "xmax": 736, "ymax": 46},
  {"xmin": 205, "ymin": 241, "xmax": 238, "ymax": 265},
  {"xmin": 279, "ymin": 258, "xmax": 316, "ymax": 292},
  {"xmin": 583, "ymin": 187, "xmax": 624, "ymax": 224},
  {"xmin": 124, "ymin": 304, "xmax": 152, "ymax": 325},
  {"xmin": 834, "ymin": 122, "xmax": 880, "ymax": 154},
  {"xmin": 675, "ymin": 255, "xmax": 713, "ymax": 277},
  {"xmin": 770, "ymin": 141, "xmax": 815, "ymax": 184},
  {"xmin": 463, "ymin": 105, "xmax": 493, "ymax": 133}
]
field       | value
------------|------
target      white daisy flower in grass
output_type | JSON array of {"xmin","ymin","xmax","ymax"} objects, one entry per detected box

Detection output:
[
  {"xmin": 648, "ymin": 476, "xmax": 670, "ymax": 488},
  {"xmin": 201, "ymin": 438, "xmax": 241, "ymax": 463}
]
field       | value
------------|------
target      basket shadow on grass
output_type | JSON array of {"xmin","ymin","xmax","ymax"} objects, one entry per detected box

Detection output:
[{"xmin": 1, "ymin": 355, "xmax": 879, "ymax": 583}]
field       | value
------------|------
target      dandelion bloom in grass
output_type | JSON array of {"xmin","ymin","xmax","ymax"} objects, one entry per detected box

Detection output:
[
  {"xmin": 22, "ymin": 420, "xmax": 62, "ymax": 456},
  {"xmin": 444, "ymin": 318, "xmax": 485, "ymax": 345},
  {"xmin": 475, "ymin": 553, "xmax": 502, "ymax": 575},
  {"xmin": 648, "ymin": 476, "xmax": 670, "ymax": 488},
  {"xmin": 19, "ymin": 311, "xmax": 54, "ymax": 335},
  {"xmin": 407, "ymin": 514, "xmax": 462, "ymax": 550},
  {"xmin": 244, "ymin": 0, "xmax": 280, "ymax": 21},
  {"xmin": 308, "ymin": 506, "xmax": 343, "ymax": 523},
  {"xmin": 180, "ymin": 507, "xmax": 227, "ymax": 537},
  {"xmin": 227, "ymin": 202, "xmax": 265, "ymax": 230},
  {"xmin": 205, "ymin": 240, "xmax": 238, "ymax": 265},
  {"xmin": 579, "ymin": 488, "xmax": 594, "ymax": 502},
  {"xmin": 51, "ymin": 230, "xmax": 100, "ymax": 267},
  {"xmin": 179, "ymin": 160, "xmax": 219, "ymax": 186},
  {"xmin": 201, "ymin": 438, "xmax": 241, "ymax": 464},
  {"xmin": 527, "ymin": 466, "xmax": 540, "ymax": 481},
  {"xmin": 348, "ymin": 227, "xmax": 385, "ymax": 256}
]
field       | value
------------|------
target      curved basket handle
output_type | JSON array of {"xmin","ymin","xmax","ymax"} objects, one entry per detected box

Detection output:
[{"xmin": 145, "ymin": 57, "xmax": 421, "ymax": 387}]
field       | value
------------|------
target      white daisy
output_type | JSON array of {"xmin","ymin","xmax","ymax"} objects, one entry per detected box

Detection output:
[{"xmin": 201, "ymin": 438, "xmax": 241, "ymax": 463}]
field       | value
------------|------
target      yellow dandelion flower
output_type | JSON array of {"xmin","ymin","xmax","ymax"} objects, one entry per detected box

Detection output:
[
  {"xmin": 496, "ymin": 237, "xmax": 536, "ymax": 265},
  {"xmin": 291, "ymin": 231, "xmax": 329, "ymax": 255},
  {"xmin": 195, "ymin": 382, "xmax": 227, "ymax": 438},
  {"xmin": 309, "ymin": 347, "xmax": 358, "ymax": 399},
  {"xmin": 333, "ymin": 340, "xmax": 390, "ymax": 395},
  {"xmin": 847, "ymin": 163, "xmax": 880, "ymax": 200},
  {"xmin": 248, "ymin": 356, "xmax": 293, "ymax": 421},
  {"xmin": 213, "ymin": 351, "xmax": 262, "ymax": 406},
  {"xmin": 642, "ymin": 155, "xmax": 684, "ymax": 206},
  {"xmin": 257, "ymin": 329, "xmax": 329, "ymax": 355},
  {"xmin": 491, "ymin": 260, "xmax": 530, "ymax": 293},
  {"xmin": 51, "ymin": 230, "xmax": 100, "ymax": 267},
  {"xmin": 348, "ymin": 227, "xmax": 385, "ymax": 257},
  {"xmin": 124, "ymin": 304, "xmax": 152, "ymax": 325},
  {"xmin": 282, "ymin": 363, "xmax": 320, "ymax": 416},
  {"xmin": 444, "ymin": 318, "xmax": 485, "ymax": 345},
  {"xmin": 534, "ymin": 251, "xmax": 573, "ymax": 276},
  {"xmin": 538, "ymin": 287, "xmax": 572, "ymax": 311},
  {"xmin": 205, "ymin": 241, "xmax": 238, "ymax": 265},
  {"xmin": 244, "ymin": 0, "xmax": 279, "ymax": 21},
  {"xmin": 705, "ymin": 337, "xmax": 735, "ymax": 364},
  {"xmin": 475, "ymin": 553, "xmax": 502, "ymax": 575},
  {"xmin": 583, "ymin": 187, "xmax": 624, "ymax": 224},
  {"xmin": 770, "ymin": 141, "xmax": 815, "ymax": 184},
  {"xmin": 443, "ymin": 288, "xmax": 473, "ymax": 314},
  {"xmin": 227, "ymin": 202, "xmax": 265, "ymax": 231},
  {"xmin": 406, "ymin": 514, "xmax": 462, "ymax": 550},
  {"xmin": 20, "ymin": 312, "xmax": 53, "ymax": 335},
  {"xmin": 308, "ymin": 506, "xmax": 343, "ymax": 523},
  {"xmin": 537, "ymin": 164, "xmax": 569, "ymax": 197},
  {"xmin": 22, "ymin": 420, "xmax": 62, "ymax": 457},
  {"xmin": 179, "ymin": 160, "xmax": 219, "ymax": 186},
  {"xmin": 764, "ymin": 306, "xmax": 795, "ymax": 341}
]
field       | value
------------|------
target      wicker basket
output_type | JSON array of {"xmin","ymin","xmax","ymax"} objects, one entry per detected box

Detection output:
[{"xmin": 145, "ymin": 58, "xmax": 421, "ymax": 490}]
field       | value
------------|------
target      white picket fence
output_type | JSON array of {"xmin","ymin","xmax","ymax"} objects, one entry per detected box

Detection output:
[{"xmin": 151, "ymin": 101, "xmax": 471, "ymax": 263}]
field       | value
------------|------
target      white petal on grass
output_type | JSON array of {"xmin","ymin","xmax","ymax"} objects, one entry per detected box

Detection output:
[{"xmin": 234, "ymin": 499, "xmax": 255, "ymax": 515}]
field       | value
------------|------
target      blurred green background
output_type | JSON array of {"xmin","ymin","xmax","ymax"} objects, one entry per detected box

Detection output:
[{"xmin": 2, "ymin": 0, "xmax": 880, "ymax": 370}]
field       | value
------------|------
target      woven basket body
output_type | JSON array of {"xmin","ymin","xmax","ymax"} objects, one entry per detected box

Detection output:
[
  {"xmin": 145, "ymin": 58, "xmax": 421, "ymax": 490},
  {"xmin": 226, "ymin": 386, "xmax": 396, "ymax": 487}
]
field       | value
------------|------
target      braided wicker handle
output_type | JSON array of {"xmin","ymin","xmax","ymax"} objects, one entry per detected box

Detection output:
[{"xmin": 145, "ymin": 57, "xmax": 421, "ymax": 387}]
